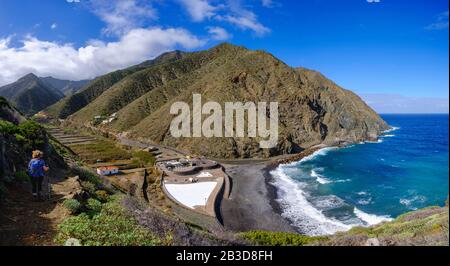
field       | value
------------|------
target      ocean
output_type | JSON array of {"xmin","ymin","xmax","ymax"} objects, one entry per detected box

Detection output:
[{"xmin": 270, "ymin": 114, "xmax": 449, "ymax": 236}]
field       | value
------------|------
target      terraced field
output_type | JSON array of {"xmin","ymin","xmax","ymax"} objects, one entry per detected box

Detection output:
[{"xmin": 47, "ymin": 127, "xmax": 131, "ymax": 164}]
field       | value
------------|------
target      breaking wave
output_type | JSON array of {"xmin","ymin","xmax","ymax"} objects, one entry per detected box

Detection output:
[
  {"xmin": 270, "ymin": 166, "xmax": 355, "ymax": 236},
  {"xmin": 311, "ymin": 169, "xmax": 331, "ymax": 184},
  {"xmin": 354, "ymin": 207, "xmax": 393, "ymax": 225}
]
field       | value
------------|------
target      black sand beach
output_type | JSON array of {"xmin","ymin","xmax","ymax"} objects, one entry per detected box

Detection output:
[{"xmin": 220, "ymin": 162, "xmax": 296, "ymax": 233}]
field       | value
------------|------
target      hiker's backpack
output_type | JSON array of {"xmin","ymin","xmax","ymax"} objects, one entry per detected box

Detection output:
[{"xmin": 28, "ymin": 159, "xmax": 43, "ymax": 178}]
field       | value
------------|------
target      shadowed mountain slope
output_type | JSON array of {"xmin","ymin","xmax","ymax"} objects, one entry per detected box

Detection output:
[
  {"xmin": 45, "ymin": 50, "xmax": 187, "ymax": 119},
  {"xmin": 59, "ymin": 43, "xmax": 388, "ymax": 158},
  {"xmin": 0, "ymin": 74, "xmax": 64, "ymax": 116}
]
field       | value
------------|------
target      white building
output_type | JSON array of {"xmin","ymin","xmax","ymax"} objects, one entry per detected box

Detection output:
[{"xmin": 96, "ymin": 166, "xmax": 119, "ymax": 176}]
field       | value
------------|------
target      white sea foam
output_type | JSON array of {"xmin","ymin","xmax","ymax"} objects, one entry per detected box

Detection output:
[
  {"xmin": 357, "ymin": 198, "xmax": 372, "ymax": 205},
  {"xmin": 399, "ymin": 195, "xmax": 426, "ymax": 208},
  {"xmin": 382, "ymin": 134, "xmax": 395, "ymax": 137},
  {"xmin": 334, "ymin": 179, "xmax": 351, "ymax": 183},
  {"xmin": 384, "ymin": 126, "xmax": 400, "ymax": 133},
  {"xmin": 357, "ymin": 191, "xmax": 368, "ymax": 196},
  {"xmin": 354, "ymin": 207, "xmax": 393, "ymax": 225},
  {"xmin": 366, "ymin": 139, "xmax": 383, "ymax": 143},
  {"xmin": 283, "ymin": 147, "xmax": 338, "ymax": 167},
  {"xmin": 311, "ymin": 195, "xmax": 346, "ymax": 210},
  {"xmin": 271, "ymin": 147, "xmax": 392, "ymax": 235},
  {"xmin": 270, "ymin": 166, "xmax": 356, "ymax": 236},
  {"xmin": 311, "ymin": 169, "xmax": 331, "ymax": 184},
  {"xmin": 399, "ymin": 198, "xmax": 412, "ymax": 206}
]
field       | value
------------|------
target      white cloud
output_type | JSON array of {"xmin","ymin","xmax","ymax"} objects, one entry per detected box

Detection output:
[
  {"xmin": 425, "ymin": 11, "xmax": 449, "ymax": 30},
  {"xmin": 207, "ymin": 26, "xmax": 232, "ymax": 40},
  {"xmin": 66, "ymin": 0, "xmax": 80, "ymax": 2},
  {"xmin": 89, "ymin": 0, "xmax": 158, "ymax": 36},
  {"xmin": 51, "ymin": 23, "xmax": 57, "ymax": 30},
  {"xmin": 176, "ymin": 0, "xmax": 270, "ymax": 36},
  {"xmin": 219, "ymin": 0, "xmax": 270, "ymax": 36},
  {"xmin": 217, "ymin": 13, "xmax": 270, "ymax": 36},
  {"xmin": 261, "ymin": 0, "xmax": 273, "ymax": 8},
  {"xmin": 177, "ymin": 0, "xmax": 218, "ymax": 22},
  {"xmin": 0, "ymin": 28, "xmax": 206, "ymax": 86}
]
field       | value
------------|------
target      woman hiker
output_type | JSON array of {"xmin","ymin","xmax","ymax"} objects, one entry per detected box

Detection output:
[{"xmin": 27, "ymin": 150, "xmax": 49, "ymax": 201}]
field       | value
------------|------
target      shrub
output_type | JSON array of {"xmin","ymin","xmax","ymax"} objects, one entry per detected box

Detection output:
[
  {"xmin": 0, "ymin": 96, "xmax": 10, "ymax": 108},
  {"xmin": 87, "ymin": 198, "xmax": 103, "ymax": 213},
  {"xmin": 17, "ymin": 121, "xmax": 46, "ymax": 150},
  {"xmin": 95, "ymin": 190, "xmax": 110, "ymax": 202},
  {"xmin": 81, "ymin": 181, "xmax": 97, "ymax": 195},
  {"xmin": 132, "ymin": 151, "xmax": 155, "ymax": 167},
  {"xmin": 63, "ymin": 199, "xmax": 82, "ymax": 214},
  {"xmin": 0, "ymin": 120, "xmax": 17, "ymax": 134},
  {"xmin": 14, "ymin": 171, "xmax": 30, "ymax": 183},
  {"xmin": 71, "ymin": 166, "xmax": 102, "ymax": 186},
  {"xmin": 0, "ymin": 120, "xmax": 45, "ymax": 150},
  {"xmin": 14, "ymin": 133, "xmax": 26, "ymax": 143},
  {"xmin": 55, "ymin": 196, "xmax": 161, "ymax": 246},
  {"xmin": 239, "ymin": 230, "xmax": 326, "ymax": 246}
]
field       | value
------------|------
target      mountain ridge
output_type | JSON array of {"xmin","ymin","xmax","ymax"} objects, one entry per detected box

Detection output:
[
  {"xmin": 51, "ymin": 43, "xmax": 388, "ymax": 158},
  {"xmin": 40, "ymin": 76, "xmax": 91, "ymax": 96},
  {"xmin": 0, "ymin": 74, "xmax": 65, "ymax": 115},
  {"xmin": 45, "ymin": 50, "xmax": 189, "ymax": 119}
]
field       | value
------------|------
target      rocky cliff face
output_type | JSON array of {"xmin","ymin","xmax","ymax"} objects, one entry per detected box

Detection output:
[{"xmin": 57, "ymin": 43, "xmax": 388, "ymax": 158}]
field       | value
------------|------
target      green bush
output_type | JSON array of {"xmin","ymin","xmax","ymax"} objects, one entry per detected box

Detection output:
[
  {"xmin": 0, "ymin": 120, "xmax": 45, "ymax": 150},
  {"xmin": 14, "ymin": 133, "xmax": 26, "ymax": 143},
  {"xmin": 132, "ymin": 151, "xmax": 155, "ymax": 167},
  {"xmin": 17, "ymin": 121, "xmax": 46, "ymax": 150},
  {"xmin": 0, "ymin": 96, "xmax": 10, "ymax": 108},
  {"xmin": 95, "ymin": 190, "xmax": 110, "ymax": 203},
  {"xmin": 87, "ymin": 198, "xmax": 103, "ymax": 213},
  {"xmin": 70, "ymin": 166, "xmax": 102, "ymax": 186},
  {"xmin": 239, "ymin": 230, "xmax": 326, "ymax": 246},
  {"xmin": 81, "ymin": 181, "xmax": 96, "ymax": 195},
  {"xmin": 55, "ymin": 196, "xmax": 161, "ymax": 246},
  {"xmin": 0, "ymin": 120, "xmax": 17, "ymax": 134},
  {"xmin": 14, "ymin": 171, "xmax": 30, "ymax": 183},
  {"xmin": 63, "ymin": 199, "xmax": 82, "ymax": 214}
]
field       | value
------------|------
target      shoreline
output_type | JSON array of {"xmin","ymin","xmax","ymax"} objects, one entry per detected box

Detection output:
[
  {"xmin": 263, "ymin": 146, "xmax": 332, "ymax": 234},
  {"xmin": 220, "ymin": 146, "xmax": 331, "ymax": 234},
  {"xmin": 220, "ymin": 161, "xmax": 297, "ymax": 233},
  {"xmin": 259, "ymin": 130, "xmax": 401, "ymax": 235}
]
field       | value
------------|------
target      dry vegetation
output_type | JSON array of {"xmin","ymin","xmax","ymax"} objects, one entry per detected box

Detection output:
[{"xmin": 69, "ymin": 140, "xmax": 131, "ymax": 164}]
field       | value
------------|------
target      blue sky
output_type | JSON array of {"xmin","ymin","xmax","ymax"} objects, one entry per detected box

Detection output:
[{"xmin": 0, "ymin": 0, "xmax": 448, "ymax": 113}]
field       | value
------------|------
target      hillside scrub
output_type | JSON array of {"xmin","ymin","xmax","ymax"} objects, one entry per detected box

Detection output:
[
  {"xmin": 56, "ymin": 195, "xmax": 161, "ymax": 246},
  {"xmin": 238, "ymin": 230, "xmax": 326, "ymax": 246},
  {"xmin": 323, "ymin": 205, "xmax": 449, "ymax": 246},
  {"xmin": 0, "ymin": 120, "xmax": 46, "ymax": 151}
]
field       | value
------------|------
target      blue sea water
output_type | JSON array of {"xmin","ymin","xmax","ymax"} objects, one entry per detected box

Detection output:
[{"xmin": 270, "ymin": 114, "xmax": 449, "ymax": 236}]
